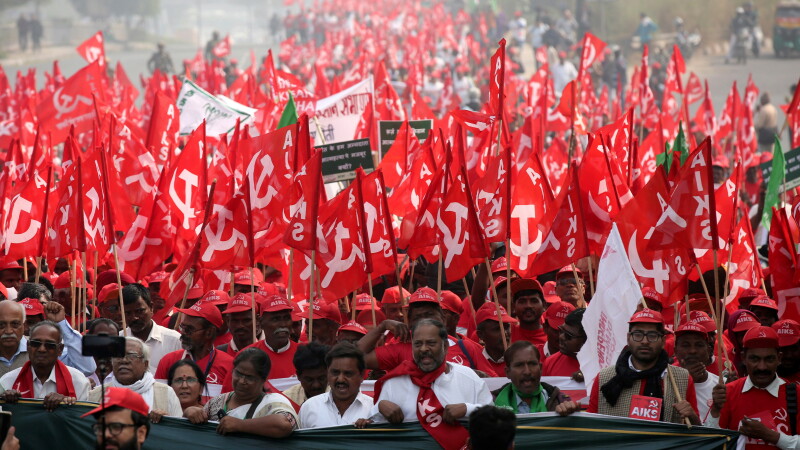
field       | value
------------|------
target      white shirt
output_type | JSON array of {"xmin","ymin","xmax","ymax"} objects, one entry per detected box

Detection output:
[
  {"xmin": 0, "ymin": 364, "xmax": 90, "ymax": 400},
  {"xmin": 299, "ymin": 391, "xmax": 374, "ymax": 429},
  {"xmin": 123, "ymin": 321, "xmax": 182, "ymax": 374},
  {"xmin": 692, "ymin": 371, "xmax": 716, "ymax": 422},
  {"xmin": 370, "ymin": 363, "xmax": 492, "ymax": 423}
]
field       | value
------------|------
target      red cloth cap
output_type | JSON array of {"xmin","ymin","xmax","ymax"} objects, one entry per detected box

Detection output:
[
  {"xmin": 491, "ymin": 257, "xmax": 508, "ymax": 274},
  {"xmin": 545, "ymin": 301, "xmax": 576, "ymax": 328},
  {"xmin": 98, "ymin": 283, "xmax": 121, "ymax": 305},
  {"xmin": 381, "ymin": 287, "xmax": 410, "ymax": 305},
  {"xmin": 733, "ymin": 310, "xmax": 760, "ymax": 332},
  {"xmin": 357, "ymin": 308, "xmax": 385, "ymax": 327},
  {"xmin": 511, "ymin": 278, "xmax": 543, "ymax": 295},
  {"xmin": 675, "ymin": 322, "xmax": 708, "ymax": 337},
  {"xmin": 186, "ymin": 279, "xmax": 205, "ymax": 299},
  {"xmin": 53, "ymin": 271, "xmax": 76, "ymax": 290},
  {"xmin": 354, "ymin": 293, "xmax": 378, "ymax": 311},
  {"xmin": 96, "ymin": 270, "xmax": 135, "ymax": 293},
  {"xmin": 290, "ymin": 301, "xmax": 302, "ymax": 321},
  {"xmin": 641, "ymin": 287, "xmax": 663, "ymax": 306},
  {"xmin": 234, "ymin": 269, "xmax": 263, "ymax": 285},
  {"xmin": 556, "ymin": 265, "xmax": 582, "ymax": 279},
  {"xmin": 743, "ymin": 326, "xmax": 779, "ymax": 349},
  {"xmin": 475, "ymin": 302, "xmax": 518, "ymax": 325},
  {"xmin": 688, "ymin": 311, "xmax": 716, "ymax": 333},
  {"xmin": 750, "ymin": 296, "xmax": 779, "ymax": 311},
  {"xmin": 408, "ymin": 287, "xmax": 439, "ymax": 306},
  {"xmin": 200, "ymin": 290, "xmax": 230, "ymax": 306},
  {"xmin": 542, "ymin": 281, "xmax": 560, "ymax": 303},
  {"xmin": 176, "ymin": 300, "xmax": 223, "ymax": 328},
  {"xmin": 629, "ymin": 308, "xmax": 664, "ymax": 324},
  {"xmin": 223, "ymin": 293, "xmax": 261, "ymax": 315},
  {"xmin": 440, "ymin": 291, "xmax": 463, "ymax": 315},
  {"xmin": 300, "ymin": 300, "xmax": 341, "ymax": 323},
  {"xmin": 712, "ymin": 156, "xmax": 729, "ymax": 168},
  {"xmin": 492, "ymin": 276, "xmax": 510, "ymax": 291},
  {"xmin": 257, "ymin": 282, "xmax": 279, "ymax": 298},
  {"xmin": 148, "ymin": 271, "xmax": 168, "ymax": 284},
  {"xmin": 0, "ymin": 261, "xmax": 23, "ymax": 272},
  {"xmin": 338, "ymin": 320, "xmax": 368, "ymax": 336},
  {"xmin": 260, "ymin": 295, "xmax": 293, "ymax": 313},
  {"xmin": 18, "ymin": 297, "xmax": 44, "ymax": 317},
  {"xmin": 773, "ymin": 319, "xmax": 800, "ymax": 347},
  {"xmin": 80, "ymin": 387, "xmax": 150, "ymax": 418}
]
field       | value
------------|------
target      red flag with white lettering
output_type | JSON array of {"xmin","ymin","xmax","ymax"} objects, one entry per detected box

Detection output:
[
  {"xmin": 284, "ymin": 150, "xmax": 323, "ymax": 252},
  {"xmin": 725, "ymin": 214, "xmax": 764, "ymax": 311},
  {"xmin": 357, "ymin": 169, "xmax": 397, "ymax": 279},
  {"xmin": 577, "ymin": 32, "xmax": 606, "ymax": 82},
  {"xmin": 489, "ymin": 39, "xmax": 506, "ymax": 118},
  {"xmin": 76, "ymin": 31, "xmax": 106, "ymax": 68},
  {"xmin": 212, "ymin": 35, "xmax": 231, "ymax": 59},
  {"xmin": 37, "ymin": 60, "xmax": 104, "ymax": 143}
]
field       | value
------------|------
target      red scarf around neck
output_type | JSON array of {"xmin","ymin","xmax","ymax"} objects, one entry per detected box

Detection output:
[
  {"xmin": 374, "ymin": 360, "xmax": 469, "ymax": 450},
  {"xmin": 13, "ymin": 360, "xmax": 76, "ymax": 398}
]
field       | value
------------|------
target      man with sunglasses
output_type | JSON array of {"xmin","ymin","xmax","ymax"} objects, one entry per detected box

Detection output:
[
  {"xmin": 554, "ymin": 266, "xmax": 586, "ymax": 308},
  {"xmin": 587, "ymin": 309, "xmax": 700, "ymax": 425},
  {"xmin": 82, "ymin": 386, "xmax": 150, "ymax": 450},
  {"xmin": 0, "ymin": 320, "xmax": 90, "ymax": 410},
  {"xmin": 542, "ymin": 308, "xmax": 586, "ymax": 381}
]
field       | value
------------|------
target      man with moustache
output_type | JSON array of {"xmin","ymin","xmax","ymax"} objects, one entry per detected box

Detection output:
[
  {"xmin": 83, "ymin": 387, "xmax": 150, "ymax": 450},
  {"xmin": 299, "ymin": 342, "xmax": 373, "ymax": 428},
  {"xmin": 509, "ymin": 279, "xmax": 547, "ymax": 346},
  {"xmin": 358, "ymin": 319, "xmax": 492, "ymax": 449},
  {"xmin": 121, "ymin": 284, "xmax": 181, "ymax": 374},
  {"xmin": 154, "ymin": 302, "xmax": 233, "ymax": 400},
  {"xmin": 554, "ymin": 266, "xmax": 587, "ymax": 308},
  {"xmin": 588, "ymin": 309, "xmax": 700, "ymax": 424},
  {"xmin": 217, "ymin": 293, "xmax": 263, "ymax": 357},
  {"xmin": 244, "ymin": 295, "xmax": 298, "ymax": 379}
]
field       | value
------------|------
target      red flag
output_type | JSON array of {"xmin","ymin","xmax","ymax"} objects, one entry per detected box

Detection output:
[
  {"xmin": 489, "ymin": 38, "xmax": 506, "ymax": 118},
  {"xmin": 725, "ymin": 214, "xmax": 764, "ymax": 311},
  {"xmin": 2, "ymin": 166, "xmax": 52, "ymax": 261},
  {"xmin": 165, "ymin": 124, "xmax": 207, "ymax": 256},
  {"xmin": 358, "ymin": 169, "xmax": 397, "ymax": 278},
  {"xmin": 283, "ymin": 150, "xmax": 323, "ymax": 252},
  {"xmin": 76, "ymin": 31, "xmax": 106, "ymax": 68},
  {"xmin": 145, "ymin": 91, "xmax": 179, "ymax": 170},
  {"xmin": 36, "ymin": 61, "xmax": 104, "ymax": 143},
  {"xmin": 685, "ymin": 72, "xmax": 704, "ymax": 104},
  {"xmin": 716, "ymin": 81, "xmax": 741, "ymax": 141},
  {"xmin": 473, "ymin": 147, "xmax": 511, "ymax": 244},
  {"xmin": 577, "ymin": 32, "xmax": 607, "ymax": 81},
  {"xmin": 212, "ymin": 35, "xmax": 231, "ymax": 59},
  {"xmin": 769, "ymin": 207, "xmax": 800, "ymax": 321},
  {"xmin": 377, "ymin": 121, "xmax": 420, "ymax": 189},
  {"xmin": 196, "ymin": 183, "xmax": 251, "ymax": 270}
]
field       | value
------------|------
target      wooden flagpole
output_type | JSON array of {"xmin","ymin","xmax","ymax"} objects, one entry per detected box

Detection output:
[
  {"xmin": 173, "ymin": 269, "xmax": 195, "ymax": 330},
  {"xmin": 308, "ymin": 250, "xmax": 316, "ymax": 343},
  {"xmin": 695, "ymin": 265, "xmax": 727, "ymax": 381},
  {"xmin": 69, "ymin": 258, "xmax": 76, "ymax": 328},
  {"xmin": 111, "ymin": 244, "xmax": 128, "ymax": 335},
  {"xmin": 92, "ymin": 251, "xmax": 98, "ymax": 320},
  {"xmin": 368, "ymin": 278, "xmax": 377, "ymax": 328},
  {"xmin": 484, "ymin": 258, "xmax": 508, "ymax": 350},
  {"xmin": 249, "ymin": 266, "xmax": 257, "ymax": 343}
]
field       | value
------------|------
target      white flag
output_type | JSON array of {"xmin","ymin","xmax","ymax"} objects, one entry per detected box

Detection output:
[
  {"xmin": 577, "ymin": 223, "xmax": 642, "ymax": 395},
  {"xmin": 176, "ymin": 79, "xmax": 252, "ymax": 137}
]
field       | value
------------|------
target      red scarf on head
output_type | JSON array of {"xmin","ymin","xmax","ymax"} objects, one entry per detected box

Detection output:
[
  {"xmin": 12, "ymin": 360, "xmax": 76, "ymax": 398},
  {"xmin": 374, "ymin": 360, "xmax": 469, "ymax": 450}
]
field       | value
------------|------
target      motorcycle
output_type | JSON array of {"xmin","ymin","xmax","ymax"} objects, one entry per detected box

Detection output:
[{"xmin": 733, "ymin": 27, "xmax": 751, "ymax": 64}]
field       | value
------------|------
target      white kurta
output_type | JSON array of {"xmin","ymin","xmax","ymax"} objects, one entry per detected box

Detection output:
[
  {"xmin": 370, "ymin": 363, "xmax": 492, "ymax": 423},
  {"xmin": 123, "ymin": 321, "xmax": 182, "ymax": 375},
  {"xmin": 299, "ymin": 391, "xmax": 374, "ymax": 429}
]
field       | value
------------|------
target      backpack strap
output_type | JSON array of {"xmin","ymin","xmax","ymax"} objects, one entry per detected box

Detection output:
[
  {"xmin": 244, "ymin": 393, "xmax": 266, "ymax": 420},
  {"xmin": 456, "ymin": 339, "xmax": 477, "ymax": 370},
  {"xmin": 787, "ymin": 382, "xmax": 797, "ymax": 436}
]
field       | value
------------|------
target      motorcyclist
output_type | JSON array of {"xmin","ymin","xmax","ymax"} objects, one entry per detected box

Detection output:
[{"xmin": 725, "ymin": 7, "xmax": 750, "ymax": 63}]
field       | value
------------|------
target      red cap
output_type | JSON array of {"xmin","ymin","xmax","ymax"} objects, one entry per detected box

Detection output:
[
  {"xmin": 338, "ymin": 320, "xmax": 368, "ymax": 336},
  {"xmin": 743, "ymin": 326, "xmax": 780, "ymax": 349},
  {"xmin": 0, "ymin": 261, "xmax": 23, "ymax": 272},
  {"xmin": 408, "ymin": 287, "xmax": 439, "ymax": 306},
  {"xmin": 148, "ymin": 271, "xmax": 168, "ymax": 284},
  {"xmin": 223, "ymin": 293, "xmax": 261, "ymax": 315},
  {"xmin": 176, "ymin": 301, "xmax": 224, "ymax": 328},
  {"xmin": 98, "ymin": 283, "xmax": 121, "ymax": 305},
  {"xmin": 200, "ymin": 290, "xmax": 230, "ymax": 306},
  {"xmin": 260, "ymin": 295, "xmax": 293, "ymax": 313},
  {"xmin": 773, "ymin": 319, "xmax": 800, "ymax": 347},
  {"xmin": 491, "ymin": 257, "xmax": 508, "ymax": 274},
  {"xmin": 290, "ymin": 301, "xmax": 302, "ymax": 321},
  {"xmin": 556, "ymin": 265, "xmax": 582, "ymax": 279},
  {"xmin": 234, "ymin": 269, "xmax": 264, "ymax": 285},
  {"xmin": 81, "ymin": 387, "xmax": 150, "ymax": 418},
  {"xmin": 629, "ymin": 308, "xmax": 664, "ymax": 324},
  {"xmin": 688, "ymin": 311, "xmax": 716, "ymax": 333},
  {"xmin": 54, "ymin": 271, "xmax": 76, "ymax": 290},
  {"xmin": 510, "ymin": 278, "xmax": 543, "ymax": 295},
  {"xmin": 381, "ymin": 287, "xmax": 410, "ymax": 305},
  {"xmin": 300, "ymin": 300, "xmax": 341, "ymax": 323},
  {"xmin": 750, "ymin": 296, "xmax": 779, "ymax": 311},
  {"xmin": 712, "ymin": 156, "xmax": 730, "ymax": 168},
  {"xmin": 675, "ymin": 322, "xmax": 708, "ymax": 337},
  {"xmin": 542, "ymin": 281, "xmax": 560, "ymax": 303},
  {"xmin": 354, "ymin": 293, "xmax": 378, "ymax": 311},
  {"xmin": 641, "ymin": 287, "xmax": 663, "ymax": 307},
  {"xmin": 357, "ymin": 308, "xmax": 385, "ymax": 327},
  {"xmin": 18, "ymin": 297, "xmax": 44, "ymax": 317},
  {"xmin": 186, "ymin": 279, "xmax": 205, "ymax": 299},
  {"xmin": 739, "ymin": 287, "xmax": 765, "ymax": 301},
  {"xmin": 440, "ymin": 291, "xmax": 463, "ymax": 315},
  {"xmin": 545, "ymin": 301, "xmax": 576, "ymax": 328},
  {"xmin": 257, "ymin": 282, "xmax": 279, "ymax": 298},
  {"xmin": 733, "ymin": 310, "xmax": 760, "ymax": 332},
  {"xmin": 475, "ymin": 302, "xmax": 518, "ymax": 325}
]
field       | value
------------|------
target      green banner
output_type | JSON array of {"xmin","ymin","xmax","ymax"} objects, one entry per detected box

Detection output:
[
  {"xmin": 4, "ymin": 400, "xmax": 737, "ymax": 449},
  {"xmin": 317, "ymin": 138, "xmax": 375, "ymax": 183},
  {"xmin": 377, "ymin": 120, "xmax": 433, "ymax": 157}
]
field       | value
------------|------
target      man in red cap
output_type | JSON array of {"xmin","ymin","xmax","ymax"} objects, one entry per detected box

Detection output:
[
  {"xmin": 475, "ymin": 303, "xmax": 517, "ymax": 375},
  {"xmin": 440, "ymin": 291, "xmax": 463, "ymax": 337},
  {"xmin": 19, "ymin": 297, "xmax": 45, "ymax": 336},
  {"xmin": 98, "ymin": 283, "xmax": 124, "ymax": 328},
  {"xmin": 673, "ymin": 322, "xmax": 716, "ymax": 421},
  {"xmin": 82, "ymin": 386, "xmax": 150, "ymax": 450},
  {"xmin": 145, "ymin": 271, "xmax": 168, "ymax": 316},
  {"xmin": 508, "ymin": 279, "xmax": 547, "ymax": 346},
  {"xmin": 738, "ymin": 287, "xmax": 766, "ymax": 310},
  {"xmin": 232, "ymin": 269, "xmax": 263, "ymax": 295},
  {"xmin": 159, "ymin": 279, "xmax": 205, "ymax": 329},
  {"xmin": 301, "ymin": 300, "xmax": 341, "ymax": 347},
  {"xmin": 542, "ymin": 308, "xmax": 586, "ymax": 380},
  {"xmin": 729, "ymin": 310, "xmax": 761, "ymax": 376},
  {"xmin": 639, "ymin": 287, "xmax": 664, "ymax": 313},
  {"xmin": 337, "ymin": 321, "xmax": 367, "ymax": 344},
  {"xmin": 217, "ymin": 293, "xmax": 263, "ymax": 357},
  {"xmin": 687, "ymin": 310, "xmax": 735, "ymax": 377},
  {"xmin": 542, "ymin": 301, "xmax": 576, "ymax": 360},
  {"xmin": 0, "ymin": 261, "xmax": 23, "ymax": 292},
  {"xmin": 121, "ymin": 284, "xmax": 182, "ymax": 375},
  {"xmin": 774, "ymin": 319, "xmax": 800, "ymax": 383},
  {"xmin": 587, "ymin": 309, "xmax": 700, "ymax": 424},
  {"xmin": 243, "ymin": 295, "xmax": 298, "ymax": 379},
  {"xmin": 707, "ymin": 326, "xmax": 800, "ymax": 446},
  {"xmin": 196, "ymin": 290, "xmax": 232, "ymax": 346},
  {"xmin": 749, "ymin": 296, "xmax": 780, "ymax": 327},
  {"xmin": 554, "ymin": 266, "xmax": 586, "ymax": 308},
  {"xmin": 154, "ymin": 302, "xmax": 233, "ymax": 400},
  {"xmin": 380, "ymin": 287, "xmax": 408, "ymax": 323}
]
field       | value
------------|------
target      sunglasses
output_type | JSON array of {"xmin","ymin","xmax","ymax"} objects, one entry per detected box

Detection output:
[{"xmin": 28, "ymin": 339, "xmax": 59, "ymax": 350}]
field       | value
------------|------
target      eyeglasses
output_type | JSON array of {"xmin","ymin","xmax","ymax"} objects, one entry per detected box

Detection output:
[
  {"xmin": 178, "ymin": 324, "xmax": 209, "ymax": 335},
  {"xmin": 92, "ymin": 422, "xmax": 137, "ymax": 436},
  {"xmin": 232, "ymin": 368, "xmax": 261, "ymax": 384},
  {"xmin": 629, "ymin": 331, "xmax": 664, "ymax": 342},
  {"xmin": 558, "ymin": 326, "xmax": 585, "ymax": 341},
  {"xmin": 557, "ymin": 278, "xmax": 578, "ymax": 286},
  {"xmin": 112, "ymin": 352, "xmax": 145, "ymax": 363},
  {"xmin": 171, "ymin": 377, "xmax": 199, "ymax": 386},
  {"xmin": 28, "ymin": 339, "xmax": 59, "ymax": 350}
]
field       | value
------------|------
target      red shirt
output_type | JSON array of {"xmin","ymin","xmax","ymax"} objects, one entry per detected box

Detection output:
[
  {"xmin": 718, "ymin": 377, "xmax": 796, "ymax": 449},
  {"xmin": 243, "ymin": 340, "xmax": 299, "ymax": 380},
  {"xmin": 214, "ymin": 332, "xmax": 232, "ymax": 347},
  {"xmin": 587, "ymin": 371, "xmax": 698, "ymax": 418},
  {"xmin": 511, "ymin": 325, "xmax": 547, "ymax": 346},
  {"xmin": 542, "ymin": 351, "xmax": 581, "ymax": 377},
  {"xmin": 375, "ymin": 338, "xmax": 498, "ymax": 377},
  {"xmin": 155, "ymin": 348, "xmax": 234, "ymax": 399}
]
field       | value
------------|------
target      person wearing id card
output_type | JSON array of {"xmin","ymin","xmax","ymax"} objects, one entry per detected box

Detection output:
[{"xmin": 587, "ymin": 309, "xmax": 700, "ymax": 425}]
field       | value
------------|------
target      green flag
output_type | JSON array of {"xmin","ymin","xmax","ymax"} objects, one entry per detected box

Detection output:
[
  {"xmin": 278, "ymin": 92, "xmax": 298, "ymax": 128},
  {"xmin": 655, "ymin": 142, "xmax": 673, "ymax": 173},
  {"xmin": 761, "ymin": 136, "xmax": 786, "ymax": 230},
  {"xmin": 674, "ymin": 122, "xmax": 690, "ymax": 165}
]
